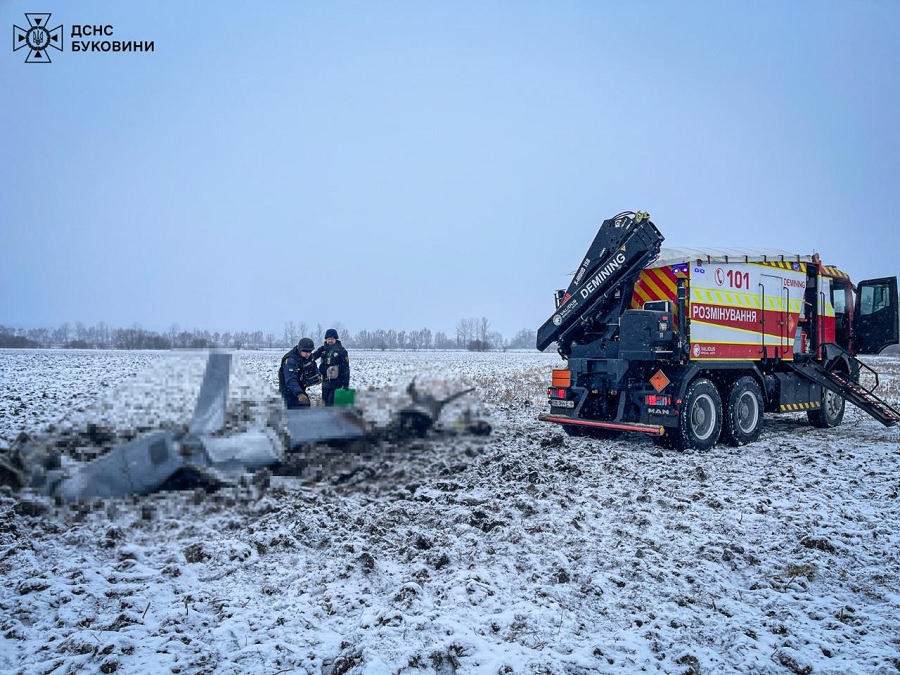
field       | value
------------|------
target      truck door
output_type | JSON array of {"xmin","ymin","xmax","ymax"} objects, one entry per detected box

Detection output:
[
  {"xmin": 759, "ymin": 273, "xmax": 785, "ymax": 358},
  {"xmin": 759, "ymin": 269, "xmax": 806, "ymax": 358},
  {"xmin": 852, "ymin": 277, "xmax": 899, "ymax": 355},
  {"xmin": 830, "ymin": 277, "xmax": 852, "ymax": 350}
]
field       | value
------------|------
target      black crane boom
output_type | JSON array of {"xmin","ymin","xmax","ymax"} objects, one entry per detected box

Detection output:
[{"xmin": 536, "ymin": 211, "xmax": 664, "ymax": 352}]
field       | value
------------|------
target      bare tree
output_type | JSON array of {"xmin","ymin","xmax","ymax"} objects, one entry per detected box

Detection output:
[
  {"xmin": 27, "ymin": 327, "xmax": 49, "ymax": 347},
  {"xmin": 433, "ymin": 331, "xmax": 451, "ymax": 349},
  {"xmin": 284, "ymin": 321, "xmax": 297, "ymax": 346},
  {"xmin": 54, "ymin": 322, "xmax": 70, "ymax": 346},
  {"xmin": 477, "ymin": 317, "xmax": 491, "ymax": 344},
  {"xmin": 3, "ymin": 318, "xmax": 512, "ymax": 352},
  {"xmin": 456, "ymin": 318, "xmax": 475, "ymax": 348},
  {"xmin": 408, "ymin": 327, "xmax": 433, "ymax": 350},
  {"xmin": 419, "ymin": 327, "xmax": 433, "ymax": 349},
  {"xmin": 509, "ymin": 328, "xmax": 536, "ymax": 350},
  {"xmin": 372, "ymin": 329, "xmax": 388, "ymax": 350},
  {"xmin": 96, "ymin": 321, "xmax": 110, "ymax": 348}
]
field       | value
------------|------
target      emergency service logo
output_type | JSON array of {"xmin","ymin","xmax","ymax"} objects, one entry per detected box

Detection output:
[{"xmin": 13, "ymin": 13, "xmax": 63, "ymax": 63}]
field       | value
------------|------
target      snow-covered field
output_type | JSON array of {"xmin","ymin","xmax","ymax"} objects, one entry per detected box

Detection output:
[{"xmin": 1, "ymin": 348, "xmax": 899, "ymax": 675}]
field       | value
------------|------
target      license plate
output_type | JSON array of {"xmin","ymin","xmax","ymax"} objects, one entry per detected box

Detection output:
[{"xmin": 550, "ymin": 399, "xmax": 575, "ymax": 408}]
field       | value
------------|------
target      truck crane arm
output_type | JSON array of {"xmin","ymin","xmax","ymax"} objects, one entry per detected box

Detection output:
[{"xmin": 536, "ymin": 211, "xmax": 664, "ymax": 353}]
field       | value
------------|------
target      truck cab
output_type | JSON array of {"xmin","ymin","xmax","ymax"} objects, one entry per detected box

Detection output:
[{"xmin": 849, "ymin": 277, "xmax": 899, "ymax": 355}]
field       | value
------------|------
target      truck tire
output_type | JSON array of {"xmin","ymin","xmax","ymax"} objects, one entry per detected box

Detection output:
[
  {"xmin": 673, "ymin": 378, "xmax": 722, "ymax": 451},
  {"xmin": 722, "ymin": 376, "xmax": 763, "ymax": 446},
  {"xmin": 807, "ymin": 388, "xmax": 845, "ymax": 428}
]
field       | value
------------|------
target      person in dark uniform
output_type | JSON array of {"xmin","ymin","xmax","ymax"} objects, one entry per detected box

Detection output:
[
  {"xmin": 279, "ymin": 337, "xmax": 320, "ymax": 409},
  {"xmin": 313, "ymin": 328, "xmax": 350, "ymax": 407}
]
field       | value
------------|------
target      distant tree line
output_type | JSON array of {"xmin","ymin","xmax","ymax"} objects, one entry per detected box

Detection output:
[{"xmin": 0, "ymin": 319, "xmax": 538, "ymax": 352}]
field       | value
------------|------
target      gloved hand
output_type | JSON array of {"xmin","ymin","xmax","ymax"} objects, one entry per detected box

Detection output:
[{"xmin": 297, "ymin": 393, "xmax": 310, "ymax": 406}]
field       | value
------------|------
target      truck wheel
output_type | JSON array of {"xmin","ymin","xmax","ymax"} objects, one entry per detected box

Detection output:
[
  {"xmin": 807, "ymin": 388, "xmax": 845, "ymax": 428},
  {"xmin": 723, "ymin": 376, "xmax": 763, "ymax": 446},
  {"xmin": 674, "ymin": 378, "xmax": 722, "ymax": 451}
]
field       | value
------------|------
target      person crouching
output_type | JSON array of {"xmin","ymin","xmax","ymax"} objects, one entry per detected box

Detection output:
[{"xmin": 279, "ymin": 337, "xmax": 321, "ymax": 409}]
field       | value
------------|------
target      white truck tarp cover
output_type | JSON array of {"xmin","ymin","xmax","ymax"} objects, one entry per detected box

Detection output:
[{"xmin": 652, "ymin": 247, "xmax": 814, "ymax": 268}]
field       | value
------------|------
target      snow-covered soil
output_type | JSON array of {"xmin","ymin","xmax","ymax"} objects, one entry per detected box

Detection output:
[{"xmin": 1, "ymin": 349, "xmax": 899, "ymax": 674}]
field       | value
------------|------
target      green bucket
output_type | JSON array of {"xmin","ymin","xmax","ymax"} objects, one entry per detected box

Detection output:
[{"xmin": 334, "ymin": 388, "xmax": 356, "ymax": 407}]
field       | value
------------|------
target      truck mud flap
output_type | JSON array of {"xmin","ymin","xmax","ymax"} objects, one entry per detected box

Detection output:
[{"xmin": 538, "ymin": 414, "xmax": 664, "ymax": 436}]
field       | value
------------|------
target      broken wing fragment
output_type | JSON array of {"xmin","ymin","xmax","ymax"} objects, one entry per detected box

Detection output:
[{"xmin": 53, "ymin": 431, "xmax": 186, "ymax": 502}]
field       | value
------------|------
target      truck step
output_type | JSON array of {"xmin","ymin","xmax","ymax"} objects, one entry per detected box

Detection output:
[{"xmin": 789, "ymin": 356, "xmax": 900, "ymax": 427}]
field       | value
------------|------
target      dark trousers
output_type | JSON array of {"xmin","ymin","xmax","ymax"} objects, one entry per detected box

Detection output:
[{"xmin": 322, "ymin": 387, "xmax": 336, "ymax": 407}]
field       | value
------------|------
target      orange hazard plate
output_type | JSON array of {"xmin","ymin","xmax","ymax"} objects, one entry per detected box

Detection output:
[
  {"xmin": 650, "ymin": 369, "xmax": 670, "ymax": 393},
  {"xmin": 551, "ymin": 369, "xmax": 571, "ymax": 387}
]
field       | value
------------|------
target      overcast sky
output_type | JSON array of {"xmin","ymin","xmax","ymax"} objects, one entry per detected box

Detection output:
[{"xmin": 2, "ymin": 0, "xmax": 899, "ymax": 340}]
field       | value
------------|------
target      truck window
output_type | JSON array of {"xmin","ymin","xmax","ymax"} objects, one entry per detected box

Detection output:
[
  {"xmin": 831, "ymin": 283, "xmax": 846, "ymax": 314},
  {"xmin": 859, "ymin": 284, "xmax": 890, "ymax": 316}
]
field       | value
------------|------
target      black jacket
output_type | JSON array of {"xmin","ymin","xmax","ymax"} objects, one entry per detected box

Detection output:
[
  {"xmin": 279, "ymin": 346, "xmax": 319, "ymax": 397},
  {"xmin": 313, "ymin": 340, "xmax": 350, "ymax": 389}
]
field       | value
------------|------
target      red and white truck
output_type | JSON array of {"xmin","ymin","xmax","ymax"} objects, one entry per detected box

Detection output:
[{"xmin": 537, "ymin": 211, "xmax": 899, "ymax": 449}]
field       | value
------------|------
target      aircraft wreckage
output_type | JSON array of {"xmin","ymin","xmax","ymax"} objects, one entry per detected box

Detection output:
[{"xmin": 0, "ymin": 352, "xmax": 489, "ymax": 502}]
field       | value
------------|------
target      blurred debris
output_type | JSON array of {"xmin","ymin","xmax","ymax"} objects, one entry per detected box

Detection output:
[
  {"xmin": 373, "ymin": 379, "xmax": 476, "ymax": 441},
  {"xmin": 0, "ymin": 352, "xmax": 488, "ymax": 502}
]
